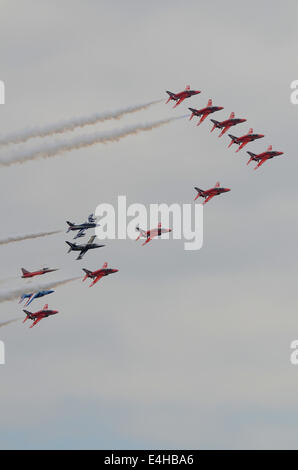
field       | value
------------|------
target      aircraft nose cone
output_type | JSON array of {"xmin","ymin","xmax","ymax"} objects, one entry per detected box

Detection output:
[{"xmin": 225, "ymin": 188, "xmax": 231, "ymax": 192}]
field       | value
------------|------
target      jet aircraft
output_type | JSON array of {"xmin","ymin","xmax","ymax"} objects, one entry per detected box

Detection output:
[
  {"xmin": 166, "ymin": 85, "xmax": 200, "ymax": 108},
  {"xmin": 19, "ymin": 289, "xmax": 55, "ymax": 306},
  {"xmin": 246, "ymin": 145, "xmax": 284, "ymax": 169},
  {"xmin": 136, "ymin": 223, "xmax": 172, "ymax": 246},
  {"xmin": 82, "ymin": 262, "xmax": 119, "ymax": 287},
  {"xmin": 66, "ymin": 235, "xmax": 105, "ymax": 260},
  {"xmin": 23, "ymin": 304, "xmax": 59, "ymax": 328},
  {"xmin": 66, "ymin": 214, "xmax": 97, "ymax": 239},
  {"xmin": 227, "ymin": 128, "xmax": 264, "ymax": 152},
  {"xmin": 188, "ymin": 99, "xmax": 223, "ymax": 126},
  {"xmin": 210, "ymin": 112, "xmax": 246, "ymax": 137},
  {"xmin": 194, "ymin": 182, "xmax": 231, "ymax": 205},
  {"xmin": 21, "ymin": 267, "xmax": 58, "ymax": 279}
]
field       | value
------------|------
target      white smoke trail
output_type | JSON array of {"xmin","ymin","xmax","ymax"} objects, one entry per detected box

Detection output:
[
  {"xmin": 0, "ymin": 100, "xmax": 161, "ymax": 146},
  {"xmin": 0, "ymin": 230, "xmax": 61, "ymax": 245},
  {"xmin": 0, "ymin": 277, "xmax": 79, "ymax": 304},
  {"xmin": 0, "ymin": 318, "xmax": 21, "ymax": 328},
  {"xmin": 0, "ymin": 116, "xmax": 183, "ymax": 167}
]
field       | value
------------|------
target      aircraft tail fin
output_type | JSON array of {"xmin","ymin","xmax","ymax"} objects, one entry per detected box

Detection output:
[
  {"xmin": 65, "ymin": 241, "xmax": 75, "ymax": 253},
  {"xmin": 166, "ymin": 91, "xmax": 175, "ymax": 103},
  {"xmin": 19, "ymin": 294, "xmax": 26, "ymax": 304},
  {"xmin": 23, "ymin": 310, "xmax": 32, "ymax": 322},
  {"xmin": 82, "ymin": 269, "xmax": 92, "ymax": 282},
  {"xmin": 228, "ymin": 134, "xmax": 237, "ymax": 148},
  {"xmin": 188, "ymin": 108, "xmax": 196, "ymax": 120},
  {"xmin": 135, "ymin": 225, "xmax": 142, "ymax": 241},
  {"xmin": 21, "ymin": 268, "xmax": 29, "ymax": 275},
  {"xmin": 210, "ymin": 119, "xmax": 219, "ymax": 132},
  {"xmin": 246, "ymin": 151, "xmax": 257, "ymax": 165},
  {"xmin": 194, "ymin": 187, "xmax": 205, "ymax": 201},
  {"xmin": 66, "ymin": 221, "xmax": 74, "ymax": 232}
]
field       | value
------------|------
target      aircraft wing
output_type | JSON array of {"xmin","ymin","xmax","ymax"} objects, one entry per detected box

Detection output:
[
  {"xmin": 237, "ymin": 141, "xmax": 248, "ymax": 152},
  {"xmin": 142, "ymin": 237, "xmax": 152, "ymax": 246},
  {"xmin": 25, "ymin": 294, "xmax": 36, "ymax": 306},
  {"xmin": 90, "ymin": 274, "xmax": 105, "ymax": 287},
  {"xmin": 254, "ymin": 158, "xmax": 267, "ymax": 170},
  {"xmin": 74, "ymin": 229, "xmax": 86, "ymax": 239},
  {"xmin": 197, "ymin": 114, "xmax": 208, "ymax": 126},
  {"xmin": 173, "ymin": 97, "xmax": 185, "ymax": 108},
  {"xmin": 219, "ymin": 126, "xmax": 231, "ymax": 137},
  {"xmin": 30, "ymin": 317, "xmax": 43, "ymax": 328},
  {"xmin": 136, "ymin": 228, "xmax": 147, "ymax": 240},
  {"xmin": 203, "ymin": 195, "xmax": 215, "ymax": 205},
  {"xmin": 87, "ymin": 235, "xmax": 96, "ymax": 245},
  {"xmin": 77, "ymin": 248, "xmax": 88, "ymax": 260}
]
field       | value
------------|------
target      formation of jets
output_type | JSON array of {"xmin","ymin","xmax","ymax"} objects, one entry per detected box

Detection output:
[
  {"xmin": 18, "ymin": 211, "xmax": 120, "ymax": 327},
  {"xmin": 19, "ymin": 266, "xmax": 59, "ymax": 327},
  {"xmin": 11, "ymin": 84, "xmax": 285, "ymax": 329},
  {"xmin": 165, "ymin": 84, "xmax": 284, "ymax": 205}
]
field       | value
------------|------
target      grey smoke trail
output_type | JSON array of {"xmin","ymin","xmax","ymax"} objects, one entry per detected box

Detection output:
[
  {"xmin": 0, "ymin": 318, "xmax": 21, "ymax": 328},
  {"xmin": 0, "ymin": 230, "xmax": 61, "ymax": 245},
  {"xmin": 0, "ymin": 277, "xmax": 79, "ymax": 304},
  {"xmin": 0, "ymin": 100, "xmax": 161, "ymax": 146},
  {"xmin": 0, "ymin": 116, "xmax": 182, "ymax": 167}
]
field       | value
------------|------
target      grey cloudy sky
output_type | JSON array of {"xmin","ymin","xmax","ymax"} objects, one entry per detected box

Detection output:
[{"xmin": 0, "ymin": 0, "xmax": 298, "ymax": 449}]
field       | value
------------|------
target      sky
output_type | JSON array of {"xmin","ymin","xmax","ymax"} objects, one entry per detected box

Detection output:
[{"xmin": 0, "ymin": 0, "xmax": 298, "ymax": 449}]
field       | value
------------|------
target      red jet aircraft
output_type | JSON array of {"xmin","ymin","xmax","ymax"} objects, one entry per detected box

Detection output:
[
  {"xmin": 246, "ymin": 145, "xmax": 284, "ymax": 169},
  {"xmin": 210, "ymin": 112, "xmax": 246, "ymax": 137},
  {"xmin": 228, "ymin": 128, "xmax": 264, "ymax": 152},
  {"xmin": 21, "ymin": 267, "xmax": 58, "ymax": 278},
  {"xmin": 194, "ymin": 182, "xmax": 231, "ymax": 205},
  {"xmin": 166, "ymin": 85, "xmax": 200, "ymax": 108},
  {"xmin": 82, "ymin": 262, "xmax": 119, "ymax": 287},
  {"xmin": 136, "ymin": 223, "xmax": 172, "ymax": 246},
  {"xmin": 23, "ymin": 304, "xmax": 59, "ymax": 328},
  {"xmin": 189, "ymin": 99, "xmax": 224, "ymax": 126}
]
